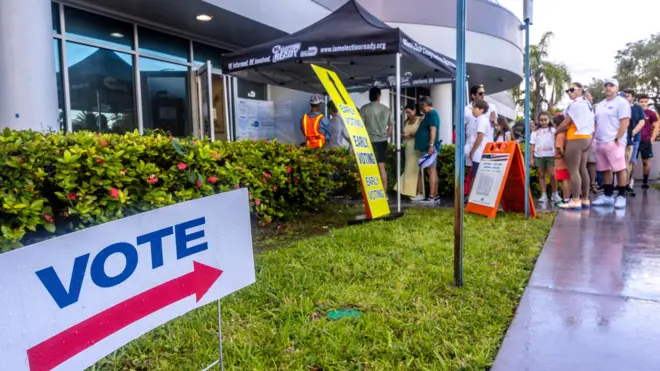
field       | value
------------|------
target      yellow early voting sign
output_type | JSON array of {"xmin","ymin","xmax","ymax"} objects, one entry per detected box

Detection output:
[{"xmin": 311, "ymin": 64, "xmax": 390, "ymax": 219}]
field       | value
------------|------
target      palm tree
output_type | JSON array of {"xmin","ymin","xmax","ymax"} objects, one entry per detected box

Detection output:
[{"xmin": 511, "ymin": 32, "xmax": 572, "ymax": 118}]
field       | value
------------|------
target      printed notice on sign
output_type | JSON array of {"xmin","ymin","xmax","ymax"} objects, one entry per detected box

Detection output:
[
  {"xmin": 468, "ymin": 153, "xmax": 510, "ymax": 208},
  {"xmin": 0, "ymin": 190, "xmax": 255, "ymax": 371},
  {"xmin": 311, "ymin": 64, "xmax": 390, "ymax": 219}
]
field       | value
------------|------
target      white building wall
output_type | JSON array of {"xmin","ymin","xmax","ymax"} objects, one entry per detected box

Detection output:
[{"xmin": 0, "ymin": 0, "xmax": 59, "ymax": 131}]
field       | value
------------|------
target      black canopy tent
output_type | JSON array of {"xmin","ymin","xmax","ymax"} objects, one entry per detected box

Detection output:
[{"xmin": 221, "ymin": 0, "xmax": 457, "ymax": 212}]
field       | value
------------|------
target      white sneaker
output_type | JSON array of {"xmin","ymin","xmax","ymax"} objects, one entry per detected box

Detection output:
[
  {"xmin": 614, "ymin": 195, "xmax": 627, "ymax": 209},
  {"xmin": 592, "ymin": 194, "xmax": 614, "ymax": 206},
  {"xmin": 538, "ymin": 193, "xmax": 549, "ymax": 202},
  {"xmin": 420, "ymin": 196, "xmax": 441, "ymax": 204},
  {"xmin": 411, "ymin": 194, "xmax": 425, "ymax": 202},
  {"xmin": 551, "ymin": 192, "xmax": 562, "ymax": 202}
]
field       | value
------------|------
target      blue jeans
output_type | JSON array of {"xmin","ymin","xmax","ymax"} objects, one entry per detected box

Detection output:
[{"xmin": 596, "ymin": 171, "xmax": 603, "ymax": 185}]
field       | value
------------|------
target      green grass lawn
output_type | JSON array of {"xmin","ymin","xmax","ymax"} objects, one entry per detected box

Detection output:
[{"xmin": 93, "ymin": 208, "xmax": 554, "ymax": 371}]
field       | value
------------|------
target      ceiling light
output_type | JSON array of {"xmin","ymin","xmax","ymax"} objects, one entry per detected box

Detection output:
[
  {"xmin": 196, "ymin": 14, "xmax": 213, "ymax": 21},
  {"xmin": 110, "ymin": 32, "xmax": 124, "ymax": 38}
]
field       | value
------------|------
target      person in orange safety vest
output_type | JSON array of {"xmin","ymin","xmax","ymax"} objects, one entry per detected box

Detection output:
[{"xmin": 301, "ymin": 94, "xmax": 331, "ymax": 148}]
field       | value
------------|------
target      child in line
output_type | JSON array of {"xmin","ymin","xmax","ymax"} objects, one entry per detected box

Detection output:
[
  {"xmin": 530, "ymin": 112, "xmax": 561, "ymax": 203},
  {"xmin": 467, "ymin": 99, "xmax": 492, "ymax": 190},
  {"xmin": 494, "ymin": 117, "xmax": 512, "ymax": 142},
  {"xmin": 553, "ymin": 114, "xmax": 572, "ymax": 205}
]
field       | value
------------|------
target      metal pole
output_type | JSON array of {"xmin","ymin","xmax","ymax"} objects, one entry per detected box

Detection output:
[
  {"xmin": 206, "ymin": 61, "xmax": 215, "ymax": 142},
  {"xmin": 453, "ymin": 0, "xmax": 467, "ymax": 288},
  {"xmin": 524, "ymin": 18, "xmax": 531, "ymax": 218},
  {"xmin": 222, "ymin": 75, "xmax": 231, "ymax": 142},
  {"xmin": 395, "ymin": 53, "xmax": 402, "ymax": 212},
  {"xmin": 217, "ymin": 300, "xmax": 224, "ymax": 371}
]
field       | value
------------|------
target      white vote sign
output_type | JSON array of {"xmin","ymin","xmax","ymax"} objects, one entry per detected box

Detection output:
[{"xmin": 0, "ymin": 189, "xmax": 255, "ymax": 371}]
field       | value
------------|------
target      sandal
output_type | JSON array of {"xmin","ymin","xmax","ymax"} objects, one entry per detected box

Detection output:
[{"xmin": 590, "ymin": 184, "xmax": 599, "ymax": 193}]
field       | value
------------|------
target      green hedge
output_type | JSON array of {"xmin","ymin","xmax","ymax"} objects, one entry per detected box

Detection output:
[
  {"xmin": 0, "ymin": 128, "xmax": 540, "ymax": 251},
  {"xmin": 0, "ymin": 129, "xmax": 360, "ymax": 251}
]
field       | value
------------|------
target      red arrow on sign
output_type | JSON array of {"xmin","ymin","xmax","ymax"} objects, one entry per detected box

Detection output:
[{"xmin": 27, "ymin": 261, "xmax": 223, "ymax": 371}]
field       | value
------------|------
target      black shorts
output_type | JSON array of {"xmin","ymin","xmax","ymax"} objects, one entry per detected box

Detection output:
[
  {"xmin": 639, "ymin": 141, "xmax": 654, "ymax": 160},
  {"xmin": 372, "ymin": 141, "xmax": 388, "ymax": 163}
]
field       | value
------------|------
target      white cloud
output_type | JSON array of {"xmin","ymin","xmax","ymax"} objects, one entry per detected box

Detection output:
[{"xmin": 496, "ymin": 0, "xmax": 660, "ymax": 84}]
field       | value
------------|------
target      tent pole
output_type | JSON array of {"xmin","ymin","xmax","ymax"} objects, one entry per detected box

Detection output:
[
  {"xmin": 395, "ymin": 53, "xmax": 402, "ymax": 213},
  {"xmin": 324, "ymin": 94, "xmax": 328, "ymax": 117}
]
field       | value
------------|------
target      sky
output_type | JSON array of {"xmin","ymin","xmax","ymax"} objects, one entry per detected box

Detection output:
[{"xmin": 496, "ymin": 0, "xmax": 660, "ymax": 84}]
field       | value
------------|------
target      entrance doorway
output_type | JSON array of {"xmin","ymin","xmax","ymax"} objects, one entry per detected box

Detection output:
[{"xmin": 195, "ymin": 61, "xmax": 231, "ymax": 141}]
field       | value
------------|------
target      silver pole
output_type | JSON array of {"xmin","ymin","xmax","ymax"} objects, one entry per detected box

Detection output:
[
  {"xmin": 395, "ymin": 53, "xmax": 402, "ymax": 212},
  {"xmin": 217, "ymin": 300, "xmax": 224, "ymax": 371},
  {"xmin": 133, "ymin": 24, "xmax": 144, "ymax": 135},
  {"xmin": 206, "ymin": 61, "xmax": 215, "ymax": 142},
  {"xmin": 324, "ymin": 94, "xmax": 328, "ymax": 117},
  {"xmin": 222, "ymin": 75, "xmax": 231, "ymax": 142},
  {"xmin": 96, "ymin": 90, "xmax": 101, "ymax": 132}
]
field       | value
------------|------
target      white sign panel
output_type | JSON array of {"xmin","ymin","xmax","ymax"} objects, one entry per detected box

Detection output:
[
  {"xmin": 235, "ymin": 98, "xmax": 275, "ymax": 140},
  {"xmin": 468, "ymin": 153, "xmax": 510, "ymax": 208},
  {"xmin": 0, "ymin": 189, "xmax": 255, "ymax": 371}
]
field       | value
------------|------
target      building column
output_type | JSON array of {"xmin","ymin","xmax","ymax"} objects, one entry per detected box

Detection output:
[
  {"xmin": 432, "ymin": 83, "xmax": 453, "ymax": 144},
  {"xmin": 0, "ymin": 0, "xmax": 59, "ymax": 131}
]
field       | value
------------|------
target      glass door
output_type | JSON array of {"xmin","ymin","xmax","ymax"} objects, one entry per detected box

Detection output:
[{"xmin": 196, "ymin": 61, "xmax": 214, "ymax": 141}]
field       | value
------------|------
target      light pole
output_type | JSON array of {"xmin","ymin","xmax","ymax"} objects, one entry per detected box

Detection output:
[
  {"xmin": 453, "ymin": 0, "xmax": 467, "ymax": 287},
  {"xmin": 522, "ymin": 0, "xmax": 533, "ymax": 218}
]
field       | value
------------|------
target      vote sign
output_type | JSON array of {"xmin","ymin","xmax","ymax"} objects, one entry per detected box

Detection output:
[{"xmin": 0, "ymin": 189, "xmax": 255, "ymax": 371}]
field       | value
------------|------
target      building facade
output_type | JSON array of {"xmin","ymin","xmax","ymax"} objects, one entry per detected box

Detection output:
[{"xmin": 0, "ymin": 0, "xmax": 523, "ymax": 144}]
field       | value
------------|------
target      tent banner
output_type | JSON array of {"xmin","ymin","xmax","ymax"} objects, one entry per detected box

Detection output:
[
  {"xmin": 400, "ymin": 37, "xmax": 456, "ymax": 70},
  {"xmin": 224, "ymin": 37, "xmax": 397, "ymax": 73}
]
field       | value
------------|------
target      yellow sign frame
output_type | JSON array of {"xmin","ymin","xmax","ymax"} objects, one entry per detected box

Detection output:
[{"xmin": 311, "ymin": 64, "xmax": 390, "ymax": 219}]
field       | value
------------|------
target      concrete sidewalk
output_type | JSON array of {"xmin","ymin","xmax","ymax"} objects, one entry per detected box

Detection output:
[{"xmin": 492, "ymin": 186, "xmax": 660, "ymax": 371}]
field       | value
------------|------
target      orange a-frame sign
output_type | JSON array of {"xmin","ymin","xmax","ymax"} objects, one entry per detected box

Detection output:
[{"xmin": 466, "ymin": 142, "xmax": 537, "ymax": 218}]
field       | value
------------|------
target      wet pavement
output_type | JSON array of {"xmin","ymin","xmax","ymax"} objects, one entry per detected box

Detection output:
[{"xmin": 492, "ymin": 186, "xmax": 660, "ymax": 371}]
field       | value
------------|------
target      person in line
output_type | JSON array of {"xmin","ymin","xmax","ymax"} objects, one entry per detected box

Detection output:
[
  {"xmin": 553, "ymin": 114, "xmax": 571, "ymax": 205},
  {"xmin": 623, "ymin": 90, "xmax": 646, "ymax": 196},
  {"xmin": 467, "ymin": 99, "xmax": 493, "ymax": 185},
  {"xmin": 416, "ymin": 96, "xmax": 441, "ymax": 203},
  {"xmin": 531, "ymin": 112, "xmax": 561, "ymax": 203},
  {"xmin": 301, "ymin": 94, "xmax": 331, "ymax": 148},
  {"xmin": 582, "ymin": 91, "xmax": 601, "ymax": 194},
  {"xmin": 400, "ymin": 104, "xmax": 424, "ymax": 201},
  {"xmin": 638, "ymin": 94, "xmax": 660, "ymax": 189},
  {"xmin": 360, "ymin": 87, "xmax": 394, "ymax": 193},
  {"xmin": 494, "ymin": 117, "xmax": 512, "ymax": 142},
  {"xmin": 555, "ymin": 82, "xmax": 595, "ymax": 209},
  {"xmin": 464, "ymin": 85, "xmax": 494, "ymax": 194},
  {"xmin": 591, "ymin": 78, "xmax": 631, "ymax": 208},
  {"xmin": 327, "ymin": 100, "xmax": 350, "ymax": 149}
]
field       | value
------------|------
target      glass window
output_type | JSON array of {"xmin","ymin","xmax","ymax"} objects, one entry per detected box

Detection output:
[
  {"xmin": 67, "ymin": 42, "xmax": 136, "ymax": 133},
  {"xmin": 193, "ymin": 42, "xmax": 230, "ymax": 68},
  {"xmin": 139, "ymin": 57, "xmax": 190, "ymax": 137},
  {"xmin": 64, "ymin": 6, "xmax": 133, "ymax": 50},
  {"xmin": 236, "ymin": 78, "xmax": 266, "ymax": 100},
  {"xmin": 54, "ymin": 39, "xmax": 65, "ymax": 131},
  {"xmin": 138, "ymin": 27, "xmax": 189, "ymax": 63},
  {"xmin": 52, "ymin": 3, "xmax": 60, "ymax": 34}
]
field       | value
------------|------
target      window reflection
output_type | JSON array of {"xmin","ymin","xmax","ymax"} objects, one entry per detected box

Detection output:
[
  {"xmin": 139, "ymin": 57, "xmax": 190, "ymax": 137},
  {"xmin": 193, "ymin": 42, "xmax": 229, "ymax": 68},
  {"xmin": 64, "ymin": 6, "xmax": 133, "ymax": 50},
  {"xmin": 138, "ymin": 27, "xmax": 189, "ymax": 62},
  {"xmin": 67, "ymin": 42, "xmax": 136, "ymax": 133},
  {"xmin": 237, "ymin": 78, "xmax": 266, "ymax": 100},
  {"xmin": 54, "ymin": 39, "xmax": 65, "ymax": 131},
  {"xmin": 52, "ymin": 2, "xmax": 60, "ymax": 34}
]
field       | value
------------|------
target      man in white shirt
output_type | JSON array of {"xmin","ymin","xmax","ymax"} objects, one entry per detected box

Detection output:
[
  {"xmin": 464, "ymin": 85, "xmax": 496, "ymax": 195},
  {"xmin": 592, "ymin": 78, "xmax": 631, "ymax": 208}
]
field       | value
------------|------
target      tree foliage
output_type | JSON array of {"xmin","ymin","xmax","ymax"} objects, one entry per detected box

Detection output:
[
  {"xmin": 584, "ymin": 78, "xmax": 606, "ymax": 104},
  {"xmin": 511, "ymin": 32, "xmax": 572, "ymax": 118},
  {"xmin": 615, "ymin": 33, "xmax": 660, "ymax": 109}
]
